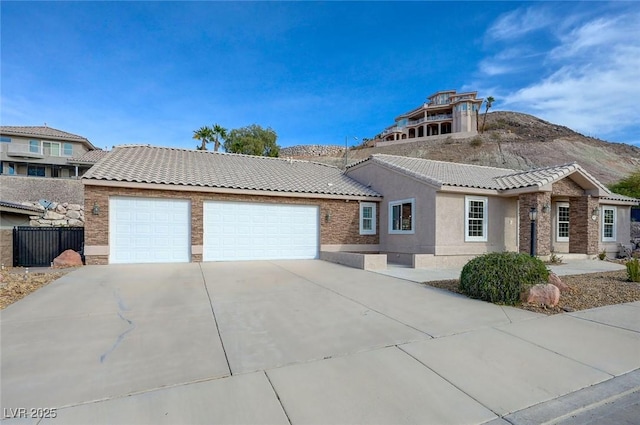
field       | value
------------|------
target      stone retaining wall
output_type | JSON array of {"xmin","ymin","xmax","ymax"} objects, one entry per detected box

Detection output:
[
  {"xmin": 0, "ymin": 175, "xmax": 84, "ymax": 204},
  {"xmin": 20, "ymin": 201, "xmax": 85, "ymax": 227},
  {"xmin": 632, "ymin": 222, "xmax": 640, "ymax": 240},
  {"xmin": 280, "ymin": 145, "xmax": 345, "ymax": 157}
]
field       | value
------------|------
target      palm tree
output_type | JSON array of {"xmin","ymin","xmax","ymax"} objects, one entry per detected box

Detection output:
[
  {"xmin": 193, "ymin": 126, "xmax": 213, "ymax": 150},
  {"xmin": 211, "ymin": 124, "xmax": 227, "ymax": 152},
  {"xmin": 481, "ymin": 96, "xmax": 495, "ymax": 134}
]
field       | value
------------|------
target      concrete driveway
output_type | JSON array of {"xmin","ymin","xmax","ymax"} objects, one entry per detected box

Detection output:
[{"xmin": 1, "ymin": 260, "xmax": 639, "ymax": 424}]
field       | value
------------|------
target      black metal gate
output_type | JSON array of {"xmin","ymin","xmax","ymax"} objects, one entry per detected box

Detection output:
[{"xmin": 13, "ymin": 226, "xmax": 84, "ymax": 267}]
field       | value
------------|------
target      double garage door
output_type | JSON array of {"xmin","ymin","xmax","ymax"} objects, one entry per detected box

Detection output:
[{"xmin": 109, "ymin": 197, "xmax": 319, "ymax": 264}]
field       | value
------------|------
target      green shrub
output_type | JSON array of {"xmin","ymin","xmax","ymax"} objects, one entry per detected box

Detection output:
[
  {"xmin": 459, "ymin": 252, "xmax": 549, "ymax": 305},
  {"xmin": 470, "ymin": 136, "xmax": 483, "ymax": 147},
  {"xmin": 627, "ymin": 258, "xmax": 640, "ymax": 282}
]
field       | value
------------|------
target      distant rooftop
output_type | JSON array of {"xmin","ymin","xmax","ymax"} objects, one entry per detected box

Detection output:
[{"xmin": 0, "ymin": 126, "xmax": 96, "ymax": 149}]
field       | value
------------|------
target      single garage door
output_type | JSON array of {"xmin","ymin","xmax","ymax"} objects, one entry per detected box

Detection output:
[
  {"xmin": 203, "ymin": 201, "xmax": 319, "ymax": 261},
  {"xmin": 109, "ymin": 197, "xmax": 190, "ymax": 264}
]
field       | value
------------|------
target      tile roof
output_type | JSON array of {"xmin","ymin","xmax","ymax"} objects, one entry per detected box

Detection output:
[
  {"xmin": 83, "ymin": 145, "xmax": 381, "ymax": 198},
  {"xmin": 67, "ymin": 149, "xmax": 110, "ymax": 164},
  {"xmin": 0, "ymin": 126, "xmax": 95, "ymax": 148},
  {"xmin": 351, "ymin": 154, "xmax": 617, "ymax": 193},
  {"xmin": 0, "ymin": 200, "xmax": 42, "ymax": 214}
]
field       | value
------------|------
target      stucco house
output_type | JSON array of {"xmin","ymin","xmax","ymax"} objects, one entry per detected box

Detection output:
[
  {"xmin": 346, "ymin": 155, "xmax": 637, "ymax": 267},
  {"xmin": 0, "ymin": 126, "xmax": 105, "ymax": 178},
  {"xmin": 81, "ymin": 146, "xmax": 637, "ymax": 266},
  {"xmin": 82, "ymin": 145, "xmax": 381, "ymax": 265}
]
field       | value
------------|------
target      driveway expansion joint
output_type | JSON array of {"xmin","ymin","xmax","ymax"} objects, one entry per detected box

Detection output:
[{"xmin": 199, "ymin": 263, "xmax": 233, "ymax": 376}]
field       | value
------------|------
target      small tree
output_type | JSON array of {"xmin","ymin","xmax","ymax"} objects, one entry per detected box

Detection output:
[
  {"xmin": 211, "ymin": 124, "xmax": 227, "ymax": 152},
  {"xmin": 193, "ymin": 126, "xmax": 213, "ymax": 150},
  {"xmin": 609, "ymin": 170, "xmax": 640, "ymax": 199},
  {"xmin": 480, "ymin": 96, "xmax": 495, "ymax": 134},
  {"xmin": 224, "ymin": 124, "xmax": 280, "ymax": 157}
]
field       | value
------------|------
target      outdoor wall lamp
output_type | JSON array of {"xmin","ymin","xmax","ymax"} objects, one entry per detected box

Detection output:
[
  {"xmin": 325, "ymin": 211, "xmax": 331, "ymax": 222},
  {"xmin": 529, "ymin": 207, "xmax": 537, "ymax": 257},
  {"xmin": 542, "ymin": 203, "xmax": 550, "ymax": 214},
  {"xmin": 92, "ymin": 202, "xmax": 100, "ymax": 215},
  {"xmin": 591, "ymin": 207, "xmax": 600, "ymax": 221}
]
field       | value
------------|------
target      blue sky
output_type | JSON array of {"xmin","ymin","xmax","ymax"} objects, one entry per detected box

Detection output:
[{"xmin": 2, "ymin": 1, "xmax": 639, "ymax": 150}]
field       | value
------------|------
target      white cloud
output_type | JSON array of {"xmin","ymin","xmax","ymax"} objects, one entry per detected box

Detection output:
[
  {"xmin": 481, "ymin": 6, "xmax": 640, "ymax": 142},
  {"xmin": 487, "ymin": 7, "xmax": 551, "ymax": 41}
]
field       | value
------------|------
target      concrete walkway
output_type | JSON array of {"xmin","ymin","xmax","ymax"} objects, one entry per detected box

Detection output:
[
  {"xmin": 376, "ymin": 258, "xmax": 627, "ymax": 283},
  {"xmin": 1, "ymin": 260, "xmax": 638, "ymax": 424}
]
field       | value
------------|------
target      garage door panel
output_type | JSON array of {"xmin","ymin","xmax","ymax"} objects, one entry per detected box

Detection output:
[
  {"xmin": 110, "ymin": 197, "xmax": 190, "ymax": 264},
  {"xmin": 203, "ymin": 201, "xmax": 318, "ymax": 261}
]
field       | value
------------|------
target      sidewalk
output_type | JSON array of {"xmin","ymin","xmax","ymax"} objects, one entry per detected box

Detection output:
[{"xmin": 375, "ymin": 258, "xmax": 627, "ymax": 283}]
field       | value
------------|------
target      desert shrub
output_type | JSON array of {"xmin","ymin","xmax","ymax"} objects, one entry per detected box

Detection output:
[
  {"xmin": 598, "ymin": 250, "xmax": 607, "ymax": 261},
  {"xmin": 459, "ymin": 252, "xmax": 549, "ymax": 305},
  {"xmin": 470, "ymin": 136, "xmax": 483, "ymax": 147},
  {"xmin": 490, "ymin": 132, "xmax": 501, "ymax": 141},
  {"xmin": 627, "ymin": 258, "xmax": 640, "ymax": 282}
]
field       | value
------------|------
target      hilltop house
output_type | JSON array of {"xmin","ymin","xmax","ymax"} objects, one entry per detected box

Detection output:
[
  {"xmin": 0, "ymin": 126, "xmax": 106, "ymax": 178},
  {"xmin": 81, "ymin": 146, "xmax": 637, "ymax": 266},
  {"xmin": 375, "ymin": 90, "xmax": 484, "ymax": 146}
]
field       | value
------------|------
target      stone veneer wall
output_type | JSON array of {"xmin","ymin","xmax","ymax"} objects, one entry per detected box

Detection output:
[
  {"xmin": 1, "ymin": 229, "xmax": 12, "ymax": 267},
  {"xmin": 569, "ymin": 195, "xmax": 599, "ymax": 255},
  {"xmin": 552, "ymin": 177, "xmax": 585, "ymax": 197},
  {"xmin": 518, "ymin": 192, "xmax": 552, "ymax": 256},
  {"xmin": 84, "ymin": 185, "xmax": 380, "ymax": 265}
]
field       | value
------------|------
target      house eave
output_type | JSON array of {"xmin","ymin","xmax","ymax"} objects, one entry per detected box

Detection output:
[{"xmin": 81, "ymin": 179, "xmax": 383, "ymax": 201}]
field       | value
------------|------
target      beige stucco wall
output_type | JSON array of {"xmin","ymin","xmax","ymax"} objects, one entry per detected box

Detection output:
[
  {"xmin": 434, "ymin": 192, "xmax": 518, "ymax": 255},
  {"xmin": 347, "ymin": 163, "xmax": 437, "ymax": 254},
  {"xmin": 599, "ymin": 204, "xmax": 632, "ymax": 256}
]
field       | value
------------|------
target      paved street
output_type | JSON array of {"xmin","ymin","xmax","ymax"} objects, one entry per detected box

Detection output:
[{"xmin": 1, "ymin": 260, "xmax": 638, "ymax": 424}]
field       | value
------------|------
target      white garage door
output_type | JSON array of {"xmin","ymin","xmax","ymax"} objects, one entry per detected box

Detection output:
[
  {"xmin": 109, "ymin": 197, "xmax": 190, "ymax": 264},
  {"xmin": 203, "ymin": 201, "xmax": 319, "ymax": 261}
]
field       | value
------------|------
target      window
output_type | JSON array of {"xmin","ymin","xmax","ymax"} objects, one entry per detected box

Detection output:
[
  {"xmin": 389, "ymin": 199, "xmax": 415, "ymax": 234},
  {"xmin": 359, "ymin": 202, "xmax": 377, "ymax": 235},
  {"xmin": 602, "ymin": 206, "xmax": 616, "ymax": 242},
  {"xmin": 465, "ymin": 196, "xmax": 487, "ymax": 242},
  {"xmin": 63, "ymin": 143, "xmax": 73, "ymax": 156},
  {"xmin": 29, "ymin": 140, "xmax": 40, "ymax": 153},
  {"xmin": 2, "ymin": 162, "xmax": 15, "ymax": 174},
  {"xmin": 43, "ymin": 141, "xmax": 61, "ymax": 156},
  {"xmin": 27, "ymin": 165, "xmax": 45, "ymax": 177},
  {"xmin": 0, "ymin": 136, "xmax": 10, "ymax": 143},
  {"xmin": 556, "ymin": 203, "xmax": 570, "ymax": 242}
]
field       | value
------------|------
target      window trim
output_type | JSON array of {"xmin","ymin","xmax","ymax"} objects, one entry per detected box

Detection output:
[
  {"xmin": 602, "ymin": 206, "xmax": 617, "ymax": 242},
  {"xmin": 556, "ymin": 202, "xmax": 570, "ymax": 242},
  {"xmin": 359, "ymin": 202, "xmax": 377, "ymax": 235},
  {"xmin": 465, "ymin": 196, "xmax": 488, "ymax": 242},
  {"xmin": 388, "ymin": 198, "xmax": 415, "ymax": 235}
]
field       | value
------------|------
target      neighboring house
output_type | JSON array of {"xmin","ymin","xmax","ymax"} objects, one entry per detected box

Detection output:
[
  {"xmin": 345, "ymin": 155, "xmax": 638, "ymax": 267},
  {"xmin": 375, "ymin": 90, "xmax": 483, "ymax": 145},
  {"xmin": 0, "ymin": 126, "xmax": 103, "ymax": 178},
  {"xmin": 0, "ymin": 200, "xmax": 42, "ymax": 267},
  {"xmin": 82, "ymin": 145, "xmax": 381, "ymax": 265}
]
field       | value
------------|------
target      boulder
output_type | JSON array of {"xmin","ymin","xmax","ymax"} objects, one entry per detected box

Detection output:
[
  {"xmin": 44, "ymin": 210, "xmax": 65, "ymax": 220},
  {"xmin": 67, "ymin": 219, "xmax": 83, "ymax": 227},
  {"xmin": 548, "ymin": 272, "xmax": 571, "ymax": 293},
  {"xmin": 522, "ymin": 283, "xmax": 560, "ymax": 307},
  {"xmin": 55, "ymin": 204, "xmax": 67, "ymax": 214},
  {"xmin": 53, "ymin": 249, "xmax": 83, "ymax": 268},
  {"xmin": 67, "ymin": 204, "xmax": 81, "ymax": 211},
  {"xmin": 66, "ymin": 210, "xmax": 81, "ymax": 219}
]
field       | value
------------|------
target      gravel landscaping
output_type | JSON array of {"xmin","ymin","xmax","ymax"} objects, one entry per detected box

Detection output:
[
  {"xmin": 0, "ymin": 269, "xmax": 67, "ymax": 309},
  {"xmin": 424, "ymin": 270, "xmax": 640, "ymax": 314}
]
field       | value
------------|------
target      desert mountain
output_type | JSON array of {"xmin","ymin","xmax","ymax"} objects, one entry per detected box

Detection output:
[{"xmin": 282, "ymin": 111, "xmax": 640, "ymax": 185}]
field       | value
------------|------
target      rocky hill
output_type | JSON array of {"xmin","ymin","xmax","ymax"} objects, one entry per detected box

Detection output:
[{"xmin": 285, "ymin": 111, "xmax": 640, "ymax": 185}]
